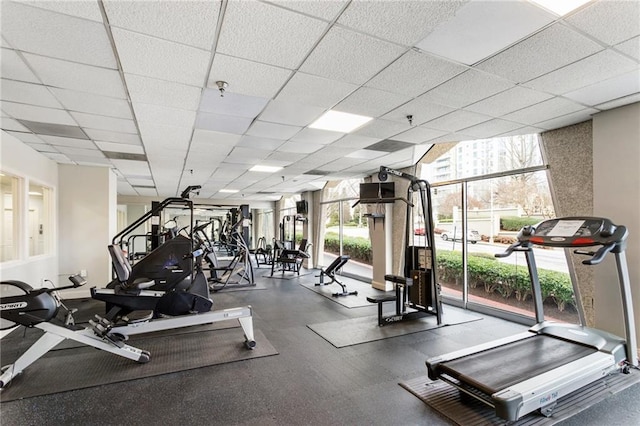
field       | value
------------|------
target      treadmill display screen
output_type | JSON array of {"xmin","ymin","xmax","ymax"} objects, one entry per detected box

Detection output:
[{"xmin": 548, "ymin": 220, "xmax": 585, "ymax": 237}]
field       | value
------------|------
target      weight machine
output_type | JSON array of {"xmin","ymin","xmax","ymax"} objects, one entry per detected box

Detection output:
[{"xmin": 364, "ymin": 166, "xmax": 442, "ymax": 326}]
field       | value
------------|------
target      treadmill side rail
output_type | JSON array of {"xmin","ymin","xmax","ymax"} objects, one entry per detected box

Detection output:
[{"xmin": 493, "ymin": 351, "xmax": 618, "ymax": 421}]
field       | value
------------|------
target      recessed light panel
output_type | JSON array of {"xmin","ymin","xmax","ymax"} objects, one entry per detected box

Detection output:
[
  {"xmin": 309, "ymin": 110, "xmax": 372, "ymax": 133},
  {"xmin": 219, "ymin": 189, "xmax": 239, "ymax": 193},
  {"xmin": 249, "ymin": 165, "xmax": 283, "ymax": 173}
]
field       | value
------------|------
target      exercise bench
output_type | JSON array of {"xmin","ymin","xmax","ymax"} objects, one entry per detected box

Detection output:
[
  {"xmin": 315, "ymin": 255, "xmax": 357, "ymax": 297},
  {"xmin": 366, "ymin": 274, "xmax": 408, "ymax": 326}
]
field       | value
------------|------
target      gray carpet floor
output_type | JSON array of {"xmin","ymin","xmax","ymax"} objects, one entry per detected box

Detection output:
[{"xmin": 1, "ymin": 272, "xmax": 638, "ymax": 425}]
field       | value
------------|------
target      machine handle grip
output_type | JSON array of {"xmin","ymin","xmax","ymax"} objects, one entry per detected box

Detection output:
[
  {"xmin": 495, "ymin": 241, "xmax": 528, "ymax": 258},
  {"xmin": 576, "ymin": 244, "xmax": 615, "ymax": 265}
]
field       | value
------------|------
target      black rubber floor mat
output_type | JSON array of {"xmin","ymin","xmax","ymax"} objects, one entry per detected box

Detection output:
[
  {"xmin": 299, "ymin": 279, "xmax": 385, "ymax": 308},
  {"xmin": 307, "ymin": 309, "xmax": 481, "ymax": 348},
  {"xmin": 399, "ymin": 370, "xmax": 640, "ymax": 425},
  {"xmin": 1, "ymin": 328, "xmax": 277, "ymax": 402}
]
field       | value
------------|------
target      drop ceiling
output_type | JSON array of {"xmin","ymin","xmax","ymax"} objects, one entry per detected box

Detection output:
[{"xmin": 1, "ymin": 0, "xmax": 638, "ymax": 201}]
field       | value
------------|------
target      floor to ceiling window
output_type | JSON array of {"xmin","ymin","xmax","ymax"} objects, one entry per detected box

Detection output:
[
  {"xmin": 422, "ymin": 135, "xmax": 578, "ymax": 324},
  {"xmin": 1, "ymin": 172, "xmax": 19, "ymax": 262},
  {"xmin": 321, "ymin": 179, "xmax": 372, "ymax": 279}
]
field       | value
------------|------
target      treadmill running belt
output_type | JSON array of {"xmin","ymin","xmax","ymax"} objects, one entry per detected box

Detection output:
[{"xmin": 438, "ymin": 335, "xmax": 597, "ymax": 395}]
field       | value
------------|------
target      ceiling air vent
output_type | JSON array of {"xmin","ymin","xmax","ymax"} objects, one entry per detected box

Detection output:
[
  {"xmin": 17, "ymin": 120, "xmax": 89, "ymax": 139},
  {"xmin": 103, "ymin": 151, "xmax": 148, "ymax": 161},
  {"xmin": 304, "ymin": 169, "xmax": 331, "ymax": 176},
  {"xmin": 364, "ymin": 139, "xmax": 414, "ymax": 152}
]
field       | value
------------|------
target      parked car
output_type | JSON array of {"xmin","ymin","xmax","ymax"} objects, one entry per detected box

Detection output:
[
  {"xmin": 414, "ymin": 228, "xmax": 426, "ymax": 236},
  {"xmin": 441, "ymin": 229, "xmax": 481, "ymax": 244}
]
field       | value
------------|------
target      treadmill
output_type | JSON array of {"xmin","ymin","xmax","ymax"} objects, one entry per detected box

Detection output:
[{"xmin": 426, "ymin": 217, "xmax": 638, "ymax": 421}]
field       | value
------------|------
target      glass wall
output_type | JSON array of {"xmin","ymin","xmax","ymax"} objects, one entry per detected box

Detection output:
[
  {"xmin": 423, "ymin": 135, "xmax": 578, "ymax": 324},
  {"xmin": 28, "ymin": 182, "xmax": 52, "ymax": 256},
  {"xmin": 322, "ymin": 179, "xmax": 372, "ymax": 279},
  {"xmin": 1, "ymin": 173, "xmax": 19, "ymax": 262}
]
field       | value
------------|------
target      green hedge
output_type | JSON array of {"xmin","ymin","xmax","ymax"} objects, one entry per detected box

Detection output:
[
  {"xmin": 436, "ymin": 250, "xmax": 574, "ymax": 311},
  {"xmin": 500, "ymin": 216, "xmax": 541, "ymax": 231},
  {"xmin": 324, "ymin": 232, "xmax": 372, "ymax": 263}
]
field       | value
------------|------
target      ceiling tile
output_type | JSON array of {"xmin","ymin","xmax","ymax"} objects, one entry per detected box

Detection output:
[
  {"xmin": 2, "ymin": 101, "xmax": 75, "ymax": 125},
  {"xmin": 300, "ymin": 26, "xmax": 404, "ymax": 85},
  {"xmin": 498, "ymin": 126, "xmax": 545, "ymax": 138},
  {"xmin": 4, "ymin": 130, "xmax": 44, "ymax": 143},
  {"xmin": 246, "ymin": 120, "xmax": 302, "ymax": 140},
  {"xmin": 42, "ymin": 152, "xmax": 73, "ymax": 163},
  {"xmin": 382, "ymin": 98, "xmax": 455, "ymax": 125},
  {"xmin": 132, "ymin": 103, "xmax": 196, "ymax": 128},
  {"xmin": 24, "ymin": 142, "xmax": 59, "ymax": 153},
  {"xmin": 56, "ymin": 145, "xmax": 103, "ymax": 157},
  {"xmin": 111, "ymin": 159, "xmax": 152, "ymax": 176},
  {"xmin": 51, "ymin": 88, "xmax": 132, "ymax": 119},
  {"xmin": 135, "ymin": 188, "xmax": 158, "ymax": 197},
  {"xmin": 345, "ymin": 149, "xmax": 387, "ymax": 160},
  {"xmin": 199, "ymin": 89, "xmax": 269, "ymax": 118},
  {"xmin": 392, "ymin": 126, "xmax": 449, "ymax": 144},
  {"xmin": 111, "ymin": 28, "xmax": 211, "ymax": 86},
  {"xmin": 354, "ymin": 118, "xmax": 410, "ymax": 139},
  {"xmin": 1, "ymin": 79, "xmax": 62, "ymax": 108},
  {"xmin": 563, "ymin": 70, "xmax": 640, "ymax": 106},
  {"xmin": 195, "ymin": 112, "xmax": 253, "ymax": 134},
  {"xmin": 208, "ymin": 54, "xmax": 292, "ymax": 99},
  {"xmin": 1, "ymin": 117, "xmax": 29, "ymax": 132},
  {"xmin": 290, "ymin": 128, "xmax": 344, "ymax": 145},
  {"xmin": 523, "ymin": 50, "xmax": 638, "ymax": 95},
  {"xmin": 1, "ymin": 2, "xmax": 116, "ymax": 68},
  {"xmin": 216, "ymin": 0, "xmax": 327, "ymax": 69},
  {"xmin": 366, "ymin": 50, "xmax": 467, "ymax": 98},
  {"xmin": 84, "ymin": 128, "xmax": 141, "ymax": 145},
  {"xmin": 20, "ymin": 0, "xmax": 104, "ymax": 22},
  {"xmin": 337, "ymin": 0, "xmax": 466, "ymax": 46},
  {"xmin": 39, "ymin": 135, "xmax": 96, "ymax": 148},
  {"xmin": 503, "ymin": 97, "xmax": 590, "ymax": 125},
  {"xmin": 227, "ymin": 146, "xmax": 271, "ymax": 161},
  {"xmin": 104, "ymin": 0, "xmax": 219, "ymax": 49},
  {"xmin": 95, "ymin": 141, "xmax": 145, "ymax": 155},
  {"xmin": 535, "ymin": 109, "xmax": 598, "ymax": 130},
  {"xmin": 476, "ymin": 23, "xmax": 603, "ymax": 83},
  {"xmin": 566, "ymin": 0, "xmax": 640, "ymax": 46},
  {"xmin": 420, "ymin": 69, "xmax": 514, "ymax": 109},
  {"xmin": 595, "ymin": 93, "xmax": 640, "ymax": 110},
  {"xmin": 334, "ymin": 86, "xmax": 412, "ymax": 118},
  {"xmin": 124, "ymin": 74, "xmax": 202, "ymax": 110},
  {"xmin": 23, "ymin": 53, "xmax": 127, "ymax": 99},
  {"xmin": 320, "ymin": 157, "xmax": 367, "ymax": 172},
  {"xmin": 1, "ymin": 48, "xmax": 40, "ymax": 83},
  {"xmin": 276, "ymin": 72, "xmax": 358, "ymax": 108},
  {"xmin": 458, "ymin": 119, "xmax": 524, "ymax": 139},
  {"xmin": 189, "ymin": 129, "xmax": 242, "ymax": 154},
  {"xmin": 464, "ymin": 86, "xmax": 554, "ymax": 117},
  {"xmin": 329, "ymin": 134, "xmax": 381, "ymax": 150},
  {"xmin": 70, "ymin": 112, "xmax": 137, "ymax": 133},
  {"xmin": 259, "ymin": 100, "xmax": 325, "ymax": 127},
  {"xmin": 139, "ymin": 122, "xmax": 192, "ymax": 151},
  {"xmin": 236, "ymin": 135, "xmax": 285, "ymax": 151},
  {"xmin": 270, "ymin": 0, "xmax": 348, "ymax": 21},
  {"xmin": 614, "ymin": 36, "xmax": 640, "ymax": 61},
  {"xmin": 276, "ymin": 141, "xmax": 324, "ymax": 154},
  {"xmin": 416, "ymin": 0, "xmax": 554, "ymax": 65},
  {"xmin": 423, "ymin": 110, "xmax": 493, "ymax": 132}
]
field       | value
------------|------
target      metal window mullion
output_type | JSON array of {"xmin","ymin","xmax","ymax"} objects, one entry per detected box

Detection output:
[{"xmin": 461, "ymin": 182, "xmax": 468, "ymax": 307}]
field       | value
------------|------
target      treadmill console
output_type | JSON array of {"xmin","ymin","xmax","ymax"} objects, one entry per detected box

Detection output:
[{"xmin": 518, "ymin": 217, "xmax": 627, "ymax": 248}]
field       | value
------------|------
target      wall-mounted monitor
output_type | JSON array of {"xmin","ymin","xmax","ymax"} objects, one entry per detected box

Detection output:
[
  {"xmin": 296, "ymin": 200, "xmax": 308, "ymax": 215},
  {"xmin": 359, "ymin": 182, "xmax": 395, "ymax": 202}
]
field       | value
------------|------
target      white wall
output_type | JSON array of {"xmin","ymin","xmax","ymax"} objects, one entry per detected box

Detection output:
[
  {"xmin": 592, "ymin": 102, "xmax": 640, "ymax": 350},
  {"xmin": 0, "ymin": 132, "xmax": 58, "ymax": 287},
  {"xmin": 58, "ymin": 164, "xmax": 117, "ymax": 298}
]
